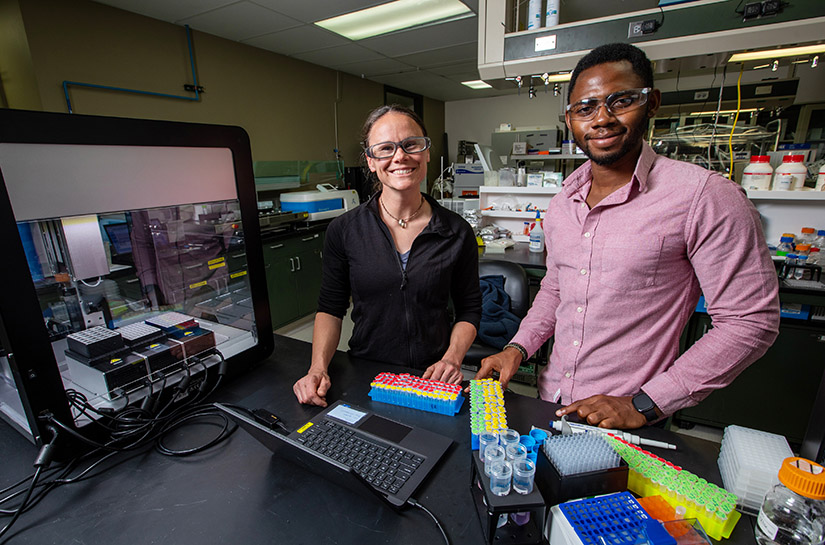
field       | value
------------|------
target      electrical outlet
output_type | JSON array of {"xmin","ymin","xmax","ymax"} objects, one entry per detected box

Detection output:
[
  {"xmin": 743, "ymin": 2, "xmax": 762, "ymax": 19},
  {"xmin": 628, "ymin": 21, "xmax": 645, "ymax": 38},
  {"xmin": 641, "ymin": 19, "xmax": 658, "ymax": 34},
  {"xmin": 761, "ymin": 0, "xmax": 781, "ymax": 16}
]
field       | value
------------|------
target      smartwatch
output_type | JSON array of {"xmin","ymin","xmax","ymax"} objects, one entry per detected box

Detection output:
[{"xmin": 632, "ymin": 392, "xmax": 659, "ymax": 423}]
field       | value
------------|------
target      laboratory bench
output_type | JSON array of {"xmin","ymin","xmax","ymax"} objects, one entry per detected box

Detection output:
[{"xmin": 0, "ymin": 334, "xmax": 757, "ymax": 545}]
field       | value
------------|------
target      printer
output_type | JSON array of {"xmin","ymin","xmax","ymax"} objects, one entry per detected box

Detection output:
[{"xmin": 280, "ymin": 188, "xmax": 360, "ymax": 221}]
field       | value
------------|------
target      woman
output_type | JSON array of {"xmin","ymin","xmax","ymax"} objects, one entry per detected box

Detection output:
[{"xmin": 293, "ymin": 105, "xmax": 482, "ymax": 407}]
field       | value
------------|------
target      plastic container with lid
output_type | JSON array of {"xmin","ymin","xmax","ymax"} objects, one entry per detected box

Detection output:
[
  {"xmin": 776, "ymin": 237, "xmax": 795, "ymax": 256},
  {"xmin": 755, "ymin": 457, "xmax": 825, "ymax": 545},
  {"xmin": 742, "ymin": 155, "xmax": 774, "ymax": 191},
  {"xmin": 809, "ymin": 247, "xmax": 821, "ymax": 266},
  {"xmin": 795, "ymin": 244, "xmax": 811, "ymax": 256},
  {"xmin": 781, "ymin": 254, "xmax": 798, "ymax": 278},
  {"xmin": 813, "ymin": 230, "xmax": 825, "ymax": 251},
  {"xmin": 794, "ymin": 255, "xmax": 809, "ymax": 280},
  {"xmin": 772, "ymin": 155, "xmax": 807, "ymax": 191},
  {"xmin": 799, "ymin": 227, "xmax": 816, "ymax": 245}
]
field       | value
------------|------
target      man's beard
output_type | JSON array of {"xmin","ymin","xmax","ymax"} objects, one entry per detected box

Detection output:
[{"xmin": 574, "ymin": 114, "xmax": 649, "ymax": 167}]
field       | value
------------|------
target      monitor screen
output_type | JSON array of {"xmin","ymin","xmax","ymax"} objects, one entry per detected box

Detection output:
[
  {"xmin": 0, "ymin": 108, "xmax": 272, "ymax": 445},
  {"xmin": 104, "ymin": 223, "xmax": 133, "ymax": 256}
]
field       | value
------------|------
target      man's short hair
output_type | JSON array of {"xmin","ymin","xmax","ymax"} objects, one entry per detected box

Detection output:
[{"xmin": 568, "ymin": 43, "xmax": 654, "ymax": 101}]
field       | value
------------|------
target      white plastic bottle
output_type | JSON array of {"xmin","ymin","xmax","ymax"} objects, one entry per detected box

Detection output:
[
  {"xmin": 816, "ymin": 167, "xmax": 825, "ymax": 191},
  {"xmin": 529, "ymin": 211, "xmax": 545, "ymax": 253},
  {"xmin": 741, "ymin": 155, "xmax": 773, "ymax": 191},
  {"xmin": 545, "ymin": 0, "xmax": 560, "ymax": 27},
  {"xmin": 755, "ymin": 457, "xmax": 825, "ymax": 545},
  {"xmin": 527, "ymin": 0, "xmax": 543, "ymax": 29},
  {"xmin": 771, "ymin": 155, "xmax": 807, "ymax": 191}
]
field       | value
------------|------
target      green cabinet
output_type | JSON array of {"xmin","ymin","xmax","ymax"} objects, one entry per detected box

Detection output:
[
  {"xmin": 263, "ymin": 231, "xmax": 324, "ymax": 330},
  {"xmin": 675, "ymin": 313, "xmax": 825, "ymax": 444}
]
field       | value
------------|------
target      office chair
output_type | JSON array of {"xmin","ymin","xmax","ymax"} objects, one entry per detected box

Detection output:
[{"xmin": 463, "ymin": 260, "xmax": 530, "ymax": 371}]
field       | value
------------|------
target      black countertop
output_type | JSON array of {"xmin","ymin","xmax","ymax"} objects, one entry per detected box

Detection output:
[{"xmin": 0, "ymin": 335, "xmax": 757, "ymax": 544}]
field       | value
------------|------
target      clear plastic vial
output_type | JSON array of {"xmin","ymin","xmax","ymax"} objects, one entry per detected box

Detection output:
[
  {"xmin": 782, "ymin": 254, "xmax": 798, "ymax": 279},
  {"xmin": 755, "ymin": 457, "xmax": 825, "ymax": 545}
]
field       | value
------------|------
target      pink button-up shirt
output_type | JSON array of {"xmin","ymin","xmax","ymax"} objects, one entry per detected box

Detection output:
[{"xmin": 511, "ymin": 143, "xmax": 779, "ymax": 416}]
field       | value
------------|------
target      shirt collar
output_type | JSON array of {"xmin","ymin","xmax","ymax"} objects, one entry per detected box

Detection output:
[{"xmin": 561, "ymin": 142, "xmax": 658, "ymax": 201}]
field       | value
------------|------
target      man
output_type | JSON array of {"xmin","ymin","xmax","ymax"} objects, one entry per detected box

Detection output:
[{"xmin": 475, "ymin": 43, "xmax": 779, "ymax": 429}]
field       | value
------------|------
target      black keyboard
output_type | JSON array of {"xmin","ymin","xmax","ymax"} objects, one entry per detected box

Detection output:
[{"xmin": 296, "ymin": 420, "xmax": 424, "ymax": 495}]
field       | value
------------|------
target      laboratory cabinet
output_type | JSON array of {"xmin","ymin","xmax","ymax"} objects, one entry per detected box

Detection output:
[
  {"xmin": 675, "ymin": 311, "xmax": 825, "ymax": 447},
  {"xmin": 263, "ymin": 230, "xmax": 324, "ymax": 330}
]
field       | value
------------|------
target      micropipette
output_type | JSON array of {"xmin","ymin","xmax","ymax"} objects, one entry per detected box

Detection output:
[{"xmin": 547, "ymin": 419, "xmax": 677, "ymax": 450}]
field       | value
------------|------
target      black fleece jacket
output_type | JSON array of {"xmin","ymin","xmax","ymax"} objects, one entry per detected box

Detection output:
[{"xmin": 317, "ymin": 192, "xmax": 482, "ymax": 370}]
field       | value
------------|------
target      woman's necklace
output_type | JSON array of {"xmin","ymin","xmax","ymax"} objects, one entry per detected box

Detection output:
[{"xmin": 380, "ymin": 195, "xmax": 425, "ymax": 228}]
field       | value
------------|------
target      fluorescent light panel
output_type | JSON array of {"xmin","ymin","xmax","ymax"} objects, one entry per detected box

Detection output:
[
  {"xmin": 315, "ymin": 0, "xmax": 472, "ymax": 40},
  {"xmin": 461, "ymin": 80, "xmax": 492, "ymax": 89},
  {"xmin": 729, "ymin": 44, "xmax": 825, "ymax": 63}
]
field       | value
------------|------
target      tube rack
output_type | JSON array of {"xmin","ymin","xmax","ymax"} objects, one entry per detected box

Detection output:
[
  {"xmin": 469, "ymin": 379, "xmax": 508, "ymax": 449},
  {"xmin": 368, "ymin": 372, "xmax": 463, "ymax": 415},
  {"xmin": 606, "ymin": 435, "xmax": 740, "ymax": 540}
]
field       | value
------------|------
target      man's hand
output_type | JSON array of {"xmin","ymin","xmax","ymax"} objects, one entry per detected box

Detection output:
[
  {"xmin": 422, "ymin": 360, "xmax": 463, "ymax": 384},
  {"xmin": 293, "ymin": 370, "xmax": 331, "ymax": 407},
  {"xmin": 555, "ymin": 395, "xmax": 650, "ymax": 430},
  {"xmin": 472, "ymin": 347, "xmax": 523, "ymax": 390}
]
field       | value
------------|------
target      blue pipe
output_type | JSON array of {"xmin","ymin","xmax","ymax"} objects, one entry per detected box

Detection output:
[{"xmin": 63, "ymin": 24, "xmax": 201, "ymax": 114}]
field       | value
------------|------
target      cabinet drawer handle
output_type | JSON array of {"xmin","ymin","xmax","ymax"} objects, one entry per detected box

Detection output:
[
  {"xmin": 295, "ymin": 256, "xmax": 301, "ymax": 271},
  {"xmin": 270, "ymin": 244, "xmax": 284, "ymax": 250},
  {"xmin": 290, "ymin": 257, "xmax": 295, "ymax": 272},
  {"xmin": 231, "ymin": 252, "xmax": 246, "ymax": 258},
  {"xmin": 126, "ymin": 278, "xmax": 140, "ymax": 284},
  {"xmin": 301, "ymin": 236, "xmax": 316, "ymax": 242}
]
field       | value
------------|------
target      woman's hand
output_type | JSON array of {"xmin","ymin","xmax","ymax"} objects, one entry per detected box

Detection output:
[
  {"xmin": 422, "ymin": 359, "xmax": 463, "ymax": 384},
  {"xmin": 293, "ymin": 370, "xmax": 331, "ymax": 407}
]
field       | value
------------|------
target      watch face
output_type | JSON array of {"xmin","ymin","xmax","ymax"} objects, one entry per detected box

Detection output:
[{"xmin": 633, "ymin": 393, "xmax": 654, "ymax": 412}]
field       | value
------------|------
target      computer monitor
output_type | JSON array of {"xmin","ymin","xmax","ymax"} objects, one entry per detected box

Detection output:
[
  {"xmin": 103, "ymin": 222, "xmax": 133, "ymax": 265},
  {"xmin": 0, "ymin": 108, "xmax": 273, "ymax": 447}
]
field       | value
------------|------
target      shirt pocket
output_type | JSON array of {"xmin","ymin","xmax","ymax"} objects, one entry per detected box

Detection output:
[{"xmin": 597, "ymin": 234, "xmax": 664, "ymax": 291}]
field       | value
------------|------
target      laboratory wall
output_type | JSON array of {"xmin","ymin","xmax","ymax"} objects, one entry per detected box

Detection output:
[
  {"xmin": 445, "ymin": 92, "xmax": 567, "ymax": 163},
  {"xmin": 2, "ymin": 0, "xmax": 446, "ymax": 183}
]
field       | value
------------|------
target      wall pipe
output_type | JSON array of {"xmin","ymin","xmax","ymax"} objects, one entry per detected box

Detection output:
[{"xmin": 62, "ymin": 24, "xmax": 201, "ymax": 114}]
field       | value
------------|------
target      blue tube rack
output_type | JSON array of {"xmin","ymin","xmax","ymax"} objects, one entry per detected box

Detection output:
[{"xmin": 368, "ymin": 373, "xmax": 464, "ymax": 416}]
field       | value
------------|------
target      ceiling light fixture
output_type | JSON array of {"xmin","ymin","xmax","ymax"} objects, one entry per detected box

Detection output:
[
  {"xmin": 728, "ymin": 44, "xmax": 825, "ymax": 63},
  {"xmin": 315, "ymin": 0, "xmax": 472, "ymax": 40},
  {"xmin": 461, "ymin": 80, "xmax": 492, "ymax": 89}
]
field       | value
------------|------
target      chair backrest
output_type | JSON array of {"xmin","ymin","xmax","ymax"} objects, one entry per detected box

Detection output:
[{"xmin": 479, "ymin": 260, "xmax": 530, "ymax": 319}]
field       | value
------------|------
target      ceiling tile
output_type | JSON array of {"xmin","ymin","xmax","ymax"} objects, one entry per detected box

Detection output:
[
  {"xmin": 178, "ymin": 1, "xmax": 301, "ymax": 41},
  {"xmin": 359, "ymin": 16, "xmax": 477, "ymax": 58},
  {"xmin": 427, "ymin": 61, "xmax": 479, "ymax": 77},
  {"xmin": 334, "ymin": 58, "xmax": 417, "ymax": 78},
  {"xmin": 395, "ymin": 43, "xmax": 477, "ymax": 69},
  {"xmin": 243, "ymin": 25, "xmax": 350, "ymax": 55},
  {"xmin": 250, "ymin": 0, "xmax": 391, "ymax": 24},
  {"xmin": 292, "ymin": 44, "xmax": 384, "ymax": 67},
  {"xmin": 93, "ymin": 0, "xmax": 236, "ymax": 23}
]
